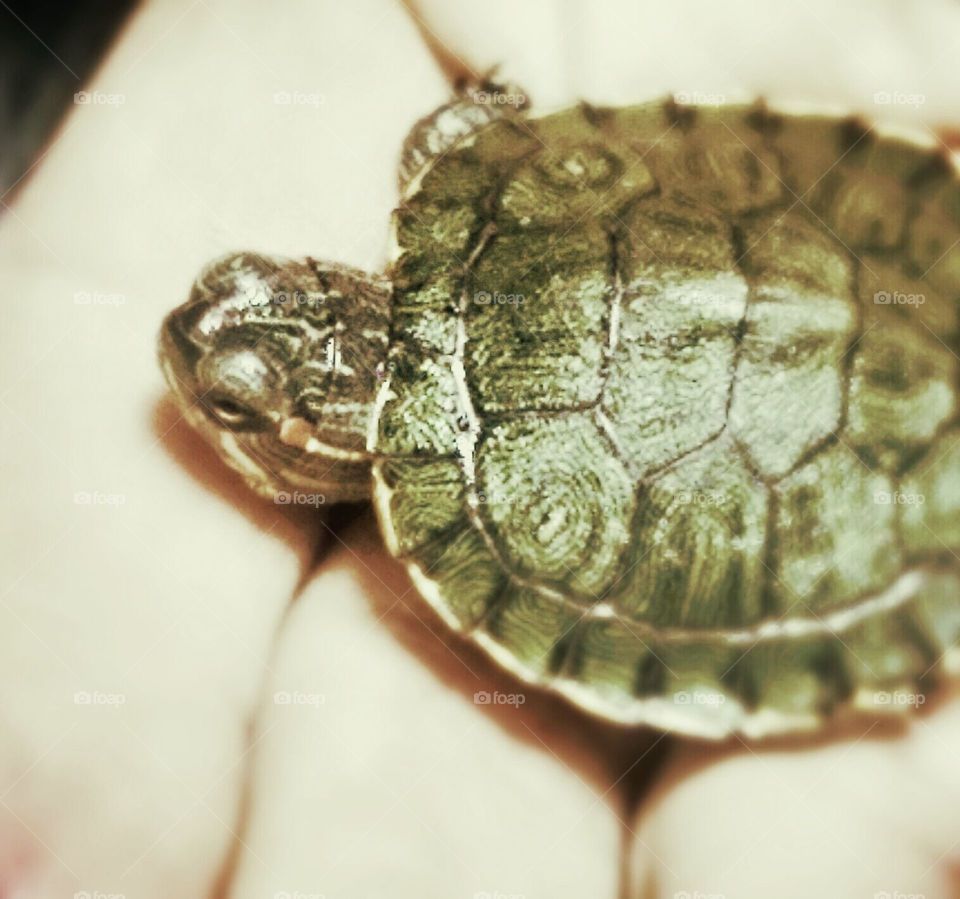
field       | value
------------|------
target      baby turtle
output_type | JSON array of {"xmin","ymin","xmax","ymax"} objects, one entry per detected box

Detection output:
[{"xmin": 159, "ymin": 85, "xmax": 960, "ymax": 739}]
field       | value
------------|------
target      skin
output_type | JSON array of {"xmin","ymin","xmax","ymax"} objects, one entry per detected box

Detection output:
[
  {"xmin": 2, "ymin": 1, "xmax": 960, "ymax": 898},
  {"xmin": 159, "ymin": 252, "xmax": 390, "ymax": 501}
]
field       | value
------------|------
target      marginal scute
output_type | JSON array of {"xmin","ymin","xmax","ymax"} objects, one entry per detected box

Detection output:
[
  {"xmin": 569, "ymin": 619, "xmax": 664, "ymax": 701},
  {"xmin": 843, "ymin": 610, "xmax": 934, "ymax": 710},
  {"xmin": 475, "ymin": 414, "xmax": 635, "ymax": 596},
  {"xmin": 612, "ymin": 438, "xmax": 769, "ymax": 627},
  {"xmin": 847, "ymin": 300, "xmax": 957, "ymax": 472},
  {"xmin": 380, "ymin": 458, "xmax": 466, "ymax": 557},
  {"xmin": 907, "ymin": 185, "xmax": 960, "ymax": 297},
  {"xmin": 414, "ymin": 527, "xmax": 507, "ymax": 628},
  {"xmin": 390, "ymin": 154, "xmax": 490, "ymax": 289},
  {"xmin": 376, "ymin": 356, "xmax": 460, "ymax": 455},
  {"xmin": 901, "ymin": 433, "xmax": 960, "ymax": 554},
  {"xmin": 767, "ymin": 116, "xmax": 867, "ymax": 203},
  {"xmin": 480, "ymin": 584, "xmax": 580, "ymax": 678},
  {"xmin": 728, "ymin": 212, "xmax": 857, "ymax": 478},
  {"xmin": 729, "ymin": 636, "xmax": 849, "ymax": 727},
  {"xmin": 613, "ymin": 103, "xmax": 783, "ymax": 214},
  {"xmin": 466, "ymin": 118, "xmax": 542, "ymax": 167},
  {"xmin": 820, "ymin": 169, "xmax": 907, "ymax": 249},
  {"xmin": 653, "ymin": 642, "xmax": 742, "ymax": 722},
  {"xmin": 571, "ymin": 626, "xmax": 751, "ymax": 735},
  {"xmin": 774, "ymin": 444, "xmax": 901, "ymax": 613},
  {"xmin": 603, "ymin": 197, "xmax": 746, "ymax": 475},
  {"xmin": 811, "ymin": 134, "xmax": 940, "ymax": 250},
  {"xmin": 858, "ymin": 257, "xmax": 957, "ymax": 341},
  {"xmin": 911, "ymin": 571, "xmax": 960, "ymax": 672},
  {"xmin": 466, "ymin": 223, "xmax": 610, "ymax": 413}
]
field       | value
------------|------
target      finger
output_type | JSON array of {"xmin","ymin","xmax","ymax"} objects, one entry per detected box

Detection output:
[
  {"xmin": 408, "ymin": 0, "xmax": 960, "ymax": 125},
  {"xmin": 630, "ymin": 695, "xmax": 960, "ymax": 898},
  {"xmin": 0, "ymin": 0, "xmax": 441, "ymax": 894},
  {"xmin": 229, "ymin": 511, "xmax": 622, "ymax": 898}
]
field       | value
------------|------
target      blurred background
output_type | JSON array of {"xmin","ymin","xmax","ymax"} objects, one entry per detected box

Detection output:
[{"xmin": 0, "ymin": 0, "xmax": 134, "ymax": 197}]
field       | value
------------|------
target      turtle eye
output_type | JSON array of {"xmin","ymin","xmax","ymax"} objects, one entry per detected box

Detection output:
[{"xmin": 205, "ymin": 394, "xmax": 261, "ymax": 430}]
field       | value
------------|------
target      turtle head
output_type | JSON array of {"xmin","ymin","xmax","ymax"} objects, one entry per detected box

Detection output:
[{"xmin": 159, "ymin": 252, "xmax": 391, "ymax": 504}]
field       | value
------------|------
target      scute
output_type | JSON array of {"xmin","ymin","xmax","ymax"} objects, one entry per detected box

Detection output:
[
  {"xmin": 602, "ymin": 197, "xmax": 746, "ymax": 475},
  {"xmin": 475, "ymin": 413, "xmax": 635, "ymax": 596},
  {"xmin": 466, "ymin": 222, "xmax": 610, "ymax": 413},
  {"xmin": 421, "ymin": 527, "xmax": 507, "ymax": 627},
  {"xmin": 375, "ymin": 99, "xmax": 960, "ymax": 738},
  {"xmin": 732, "ymin": 636, "xmax": 848, "ymax": 726},
  {"xmin": 774, "ymin": 443, "xmax": 901, "ymax": 612},
  {"xmin": 858, "ymin": 258, "xmax": 957, "ymax": 343},
  {"xmin": 378, "ymin": 458, "xmax": 467, "ymax": 557},
  {"xmin": 391, "ymin": 154, "xmax": 488, "ymax": 289},
  {"xmin": 479, "ymin": 583, "xmax": 580, "ymax": 679},
  {"xmin": 497, "ymin": 104, "xmax": 656, "ymax": 230},
  {"xmin": 844, "ymin": 610, "xmax": 934, "ymax": 711},
  {"xmin": 912, "ymin": 571, "xmax": 960, "ymax": 674},
  {"xmin": 728, "ymin": 212, "xmax": 857, "ymax": 478},
  {"xmin": 907, "ymin": 185, "xmax": 960, "ymax": 297},
  {"xmin": 375, "ymin": 355, "xmax": 461, "ymax": 455},
  {"xmin": 612, "ymin": 436, "xmax": 768, "ymax": 628},
  {"xmin": 847, "ymin": 301, "xmax": 957, "ymax": 472},
  {"xmin": 901, "ymin": 432, "xmax": 960, "ymax": 554},
  {"xmin": 610, "ymin": 102, "xmax": 784, "ymax": 214}
]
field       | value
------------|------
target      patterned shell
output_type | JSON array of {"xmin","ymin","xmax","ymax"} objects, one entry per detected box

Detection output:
[{"xmin": 369, "ymin": 100, "xmax": 960, "ymax": 738}]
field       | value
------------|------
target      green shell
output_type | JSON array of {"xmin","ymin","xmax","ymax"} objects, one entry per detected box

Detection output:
[{"xmin": 371, "ymin": 100, "xmax": 960, "ymax": 738}]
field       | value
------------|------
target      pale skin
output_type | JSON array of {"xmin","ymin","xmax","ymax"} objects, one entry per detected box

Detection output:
[{"xmin": 2, "ymin": 1, "xmax": 960, "ymax": 897}]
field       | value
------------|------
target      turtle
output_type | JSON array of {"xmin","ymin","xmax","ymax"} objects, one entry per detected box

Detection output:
[{"xmin": 158, "ymin": 82, "xmax": 960, "ymax": 740}]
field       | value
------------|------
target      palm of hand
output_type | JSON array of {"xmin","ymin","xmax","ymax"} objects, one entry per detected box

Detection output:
[{"xmin": 1, "ymin": 1, "xmax": 960, "ymax": 897}]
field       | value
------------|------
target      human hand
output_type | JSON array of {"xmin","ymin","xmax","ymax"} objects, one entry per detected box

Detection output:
[{"xmin": 2, "ymin": 2, "xmax": 960, "ymax": 898}]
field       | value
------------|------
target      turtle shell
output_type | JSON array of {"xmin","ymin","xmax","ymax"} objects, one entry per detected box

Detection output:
[{"xmin": 370, "ymin": 99, "xmax": 960, "ymax": 739}]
